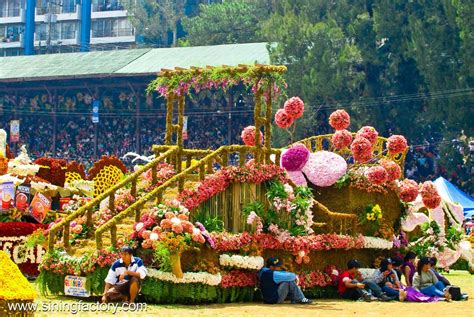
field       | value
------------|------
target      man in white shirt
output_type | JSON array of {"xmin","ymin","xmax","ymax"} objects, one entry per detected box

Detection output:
[{"xmin": 102, "ymin": 246, "xmax": 147, "ymax": 303}]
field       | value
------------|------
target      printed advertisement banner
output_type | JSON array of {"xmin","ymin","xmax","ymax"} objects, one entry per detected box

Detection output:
[{"xmin": 10, "ymin": 120, "xmax": 20, "ymax": 143}]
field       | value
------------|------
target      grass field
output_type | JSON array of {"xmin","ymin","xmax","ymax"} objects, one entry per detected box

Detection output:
[{"xmin": 30, "ymin": 271, "xmax": 473, "ymax": 317}]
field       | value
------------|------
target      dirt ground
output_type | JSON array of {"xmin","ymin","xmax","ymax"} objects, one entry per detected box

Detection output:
[{"xmin": 31, "ymin": 271, "xmax": 473, "ymax": 317}]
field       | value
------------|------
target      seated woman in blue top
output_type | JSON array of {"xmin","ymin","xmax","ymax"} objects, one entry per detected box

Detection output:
[{"xmin": 258, "ymin": 257, "xmax": 312, "ymax": 304}]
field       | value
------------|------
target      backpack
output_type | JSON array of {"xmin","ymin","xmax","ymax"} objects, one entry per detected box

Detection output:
[{"xmin": 446, "ymin": 285, "xmax": 462, "ymax": 301}]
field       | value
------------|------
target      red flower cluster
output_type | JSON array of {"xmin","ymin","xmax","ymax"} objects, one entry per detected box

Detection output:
[
  {"xmin": 221, "ymin": 270, "xmax": 258, "ymax": 288},
  {"xmin": 420, "ymin": 181, "xmax": 441, "ymax": 209},
  {"xmin": 379, "ymin": 159, "xmax": 401, "ymax": 182},
  {"xmin": 386, "ymin": 135, "xmax": 408, "ymax": 155},
  {"xmin": 34, "ymin": 157, "xmax": 67, "ymax": 186},
  {"xmin": 40, "ymin": 249, "xmax": 118, "ymax": 275},
  {"xmin": 329, "ymin": 109, "xmax": 350, "ymax": 130},
  {"xmin": 0, "ymin": 222, "xmax": 48, "ymax": 236},
  {"xmin": 297, "ymin": 271, "xmax": 333, "ymax": 289},
  {"xmin": 241, "ymin": 126, "xmax": 263, "ymax": 146},
  {"xmin": 356, "ymin": 126, "xmax": 379, "ymax": 146},
  {"xmin": 211, "ymin": 232, "xmax": 365, "ymax": 253},
  {"xmin": 398, "ymin": 179, "xmax": 419, "ymax": 202},
  {"xmin": 179, "ymin": 164, "xmax": 287, "ymax": 210},
  {"xmin": 283, "ymin": 97, "xmax": 305, "ymax": 119},
  {"xmin": 367, "ymin": 166, "xmax": 388, "ymax": 185},
  {"xmin": 274, "ymin": 109, "xmax": 294, "ymax": 129},
  {"xmin": 331, "ymin": 129, "xmax": 353, "ymax": 150},
  {"xmin": 351, "ymin": 137, "xmax": 373, "ymax": 163}
]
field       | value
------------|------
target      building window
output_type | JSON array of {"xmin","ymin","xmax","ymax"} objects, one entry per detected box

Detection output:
[
  {"xmin": 36, "ymin": 22, "xmax": 76, "ymax": 41},
  {"xmin": 0, "ymin": 0, "xmax": 21, "ymax": 17},
  {"xmin": 36, "ymin": 0, "xmax": 76, "ymax": 15},
  {"xmin": 92, "ymin": 0, "xmax": 126, "ymax": 12},
  {"xmin": 1, "ymin": 25, "xmax": 23, "ymax": 42},
  {"xmin": 92, "ymin": 18, "xmax": 133, "ymax": 38}
]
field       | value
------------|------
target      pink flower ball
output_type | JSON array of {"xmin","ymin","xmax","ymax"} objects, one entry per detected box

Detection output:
[
  {"xmin": 422, "ymin": 195, "xmax": 442, "ymax": 210},
  {"xmin": 399, "ymin": 179, "xmax": 419, "ymax": 202},
  {"xmin": 331, "ymin": 129, "xmax": 353, "ymax": 150},
  {"xmin": 387, "ymin": 135, "xmax": 408, "ymax": 155},
  {"xmin": 351, "ymin": 137, "xmax": 373, "ymax": 163},
  {"xmin": 302, "ymin": 151, "xmax": 347, "ymax": 187},
  {"xmin": 329, "ymin": 109, "xmax": 350, "ymax": 130},
  {"xmin": 287, "ymin": 170, "xmax": 307, "ymax": 186},
  {"xmin": 379, "ymin": 159, "xmax": 401, "ymax": 182},
  {"xmin": 283, "ymin": 96, "xmax": 305, "ymax": 119},
  {"xmin": 366, "ymin": 166, "xmax": 388, "ymax": 185},
  {"xmin": 420, "ymin": 181, "xmax": 441, "ymax": 209},
  {"xmin": 274, "ymin": 109, "xmax": 294, "ymax": 129},
  {"xmin": 241, "ymin": 126, "xmax": 263, "ymax": 146},
  {"xmin": 281, "ymin": 144, "xmax": 310, "ymax": 171},
  {"xmin": 356, "ymin": 126, "xmax": 379, "ymax": 146}
]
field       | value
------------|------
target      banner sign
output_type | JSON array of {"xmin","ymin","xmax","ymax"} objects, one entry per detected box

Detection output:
[
  {"xmin": 29, "ymin": 192, "xmax": 52, "ymax": 223},
  {"xmin": 183, "ymin": 116, "xmax": 188, "ymax": 140},
  {"xmin": 1, "ymin": 182, "xmax": 16, "ymax": 212},
  {"xmin": 10, "ymin": 120, "xmax": 20, "ymax": 143},
  {"xmin": 64, "ymin": 275, "xmax": 90, "ymax": 297},
  {"xmin": 92, "ymin": 100, "xmax": 100, "ymax": 123},
  {"xmin": 0, "ymin": 222, "xmax": 48, "ymax": 276}
]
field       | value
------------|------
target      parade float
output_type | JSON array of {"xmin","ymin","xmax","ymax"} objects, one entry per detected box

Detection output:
[{"xmin": 0, "ymin": 64, "xmax": 471, "ymax": 305}]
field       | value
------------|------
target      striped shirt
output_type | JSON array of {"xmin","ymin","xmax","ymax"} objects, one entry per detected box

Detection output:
[{"xmin": 104, "ymin": 256, "xmax": 147, "ymax": 285}]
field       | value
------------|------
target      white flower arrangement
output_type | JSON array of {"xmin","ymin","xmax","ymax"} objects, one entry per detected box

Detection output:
[
  {"xmin": 147, "ymin": 268, "xmax": 222, "ymax": 286},
  {"xmin": 363, "ymin": 236, "xmax": 393, "ymax": 250},
  {"xmin": 219, "ymin": 254, "xmax": 264, "ymax": 270}
]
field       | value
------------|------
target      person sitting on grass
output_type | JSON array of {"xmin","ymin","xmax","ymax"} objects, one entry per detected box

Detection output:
[
  {"xmin": 412, "ymin": 257, "xmax": 451, "ymax": 300},
  {"xmin": 391, "ymin": 256, "xmax": 404, "ymax": 281},
  {"xmin": 339, "ymin": 259, "xmax": 378, "ymax": 302},
  {"xmin": 402, "ymin": 251, "xmax": 417, "ymax": 286},
  {"xmin": 258, "ymin": 257, "xmax": 313, "ymax": 304},
  {"xmin": 102, "ymin": 246, "xmax": 147, "ymax": 304},
  {"xmin": 429, "ymin": 257, "xmax": 451, "ymax": 287},
  {"xmin": 371, "ymin": 258, "xmax": 407, "ymax": 301}
]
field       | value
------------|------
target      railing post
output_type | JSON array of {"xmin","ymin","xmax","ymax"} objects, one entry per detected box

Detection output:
[
  {"xmin": 151, "ymin": 165, "xmax": 157, "ymax": 184},
  {"xmin": 221, "ymin": 149, "xmax": 228, "ymax": 167},
  {"xmin": 199, "ymin": 165, "xmax": 206, "ymax": 180},
  {"xmin": 131, "ymin": 178, "xmax": 137, "ymax": 198},
  {"xmin": 110, "ymin": 224, "xmax": 117, "ymax": 247},
  {"xmin": 48, "ymin": 230, "xmax": 55, "ymax": 252},
  {"xmin": 86, "ymin": 208, "xmax": 93, "ymax": 238},
  {"xmin": 96, "ymin": 232, "xmax": 102, "ymax": 250},
  {"xmin": 63, "ymin": 221, "xmax": 70, "ymax": 250},
  {"xmin": 239, "ymin": 149, "xmax": 246, "ymax": 166},
  {"xmin": 109, "ymin": 192, "xmax": 115, "ymax": 214}
]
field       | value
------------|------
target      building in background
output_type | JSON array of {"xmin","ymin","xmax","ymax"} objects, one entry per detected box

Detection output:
[{"xmin": 0, "ymin": 0, "xmax": 136, "ymax": 56}]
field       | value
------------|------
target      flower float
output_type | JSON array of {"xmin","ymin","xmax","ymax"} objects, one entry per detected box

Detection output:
[
  {"xmin": 366, "ymin": 166, "xmax": 388, "ymax": 185},
  {"xmin": 219, "ymin": 254, "xmax": 264, "ymax": 270},
  {"xmin": 351, "ymin": 137, "xmax": 373, "ymax": 163},
  {"xmin": 241, "ymin": 126, "xmax": 263, "ymax": 146},
  {"xmin": 379, "ymin": 158, "xmax": 401, "ymax": 182},
  {"xmin": 147, "ymin": 269, "xmax": 222, "ymax": 286},
  {"xmin": 420, "ymin": 181, "xmax": 441, "ymax": 209},
  {"xmin": 0, "ymin": 251, "xmax": 37, "ymax": 301},
  {"xmin": 283, "ymin": 96, "xmax": 305, "ymax": 119},
  {"xmin": 280, "ymin": 144, "xmax": 310, "ymax": 171},
  {"xmin": 329, "ymin": 109, "xmax": 350, "ymax": 130},
  {"xmin": 302, "ymin": 151, "xmax": 347, "ymax": 187},
  {"xmin": 386, "ymin": 135, "xmax": 408, "ymax": 155},
  {"xmin": 398, "ymin": 179, "xmax": 419, "ymax": 202},
  {"xmin": 274, "ymin": 109, "xmax": 294, "ymax": 129},
  {"xmin": 331, "ymin": 129, "xmax": 353, "ymax": 150},
  {"xmin": 356, "ymin": 126, "xmax": 379, "ymax": 146}
]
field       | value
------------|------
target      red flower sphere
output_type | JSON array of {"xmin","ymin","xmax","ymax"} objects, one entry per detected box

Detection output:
[
  {"xmin": 331, "ymin": 129, "xmax": 353, "ymax": 150},
  {"xmin": 387, "ymin": 135, "xmax": 408, "ymax": 155},
  {"xmin": 283, "ymin": 96, "xmax": 305, "ymax": 119},
  {"xmin": 241, "ymin": 126, "xmax": 263, "ymax": 146},
  {"xmin": 329, "ymin": 109, "xmax": 350, "ymax": 130},
  {"xmin": 356, "ymin": 126, "xmax": 379, "ymax": 146},
  {"xmin": 351, "ymin": 137, "xmax": 373, "ymax": 163},
  {"xmin": 274, "ymin": 109, "xmax": 294, "ymax": 129},
  {"xmin": 399, "ymin": 179, "xmax": 419, "ymax": 202},
  {"xmin": 420, "ymin": 181, "xmax": 441, "ymax": 209},
  {"xmin": 366, "ymin": 166, "xmax": 388, "ymax": 185},
  {"xmin": 379, "ymin": 159, "xmax": 401, "ymax": 182}
]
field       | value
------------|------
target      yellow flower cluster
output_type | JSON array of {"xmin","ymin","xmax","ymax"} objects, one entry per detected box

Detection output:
[
  {"xmin": 0, "ymin": 251, "xmax": 37, "ymax": 301},
  {"xmin": 366, "ymin": 204, "xmax": 383, "ymax": 221}
]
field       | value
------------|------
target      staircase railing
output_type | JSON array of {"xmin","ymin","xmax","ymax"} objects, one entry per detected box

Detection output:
[
  {"xmin": 95, "ymin": 145, "xmax": 282, "ymax": 249},
  {"xmin": 47, "ymin": 146, "xmax": 178, "ymax": 252}
]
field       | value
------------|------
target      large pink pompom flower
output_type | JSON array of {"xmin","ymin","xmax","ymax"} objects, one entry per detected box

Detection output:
[
  {"xmin": 379, "ymin": 159, "xmax": 401, "ymax": 182},
  {"xmin": 366, "ymin": 166, "xmax": 388, "ymax": 185},
  {"xmin": 420, "ymin": 181, "xmax": 441, "ymax": 209},
  {"xmin": 386, "ymin": 135, "xmax": 408, "ymax": 155},
  {"xmin": 274, "ymin": 109, "xmax": 294, "ymax": 129},
  {"xmin": 280, "ymin": 144, "xmax": 310, "ymax": 171},
  {"xmin": 286, "ymin": 170, "xmax": 307, "ymax": 186},
  {"xmin": 241, "ymin": 126, "xmax": 263, "ymax": 146},
  {"xmin": 331, "ymin": 129, "xmax": 353, "ymax": 150},
  {"xmin": 329, "ymin": 109, "xmax": 350, "ymax": 130},
  {"xmin": 356, "ymin": 126, "xmax": 379, "ymax": 146},
  {"xmin": 283, "ymin": 97, "xmax": 305, "ymax": 119},
  {"xmin": 399, "ymin": 179, "xmax": 419, "ymax": 202},
  {"xmin": 351, "ymin": 137, "xmax": 373, "ymax": 163},
  {"xmin": 302, "ymin": 151, "xmax": 347, "ymax": 187}
]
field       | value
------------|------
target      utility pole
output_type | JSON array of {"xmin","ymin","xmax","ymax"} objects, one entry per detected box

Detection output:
[{"xmin": 46, "ymin": 0, "xmax": 52, "ymax": 53}]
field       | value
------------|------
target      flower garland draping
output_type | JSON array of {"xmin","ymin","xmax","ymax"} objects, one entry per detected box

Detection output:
[
  {"xmin": 39, "ymin": 249, "xmax": 117, "ymax": 275},
  {"xmin": 219, "ymin": 254, "xmax": 264, "ymax": 270},
  {"xmin": 178, "ymin": 164, "xmax": 287, "ymax": 210},
  {"xmin": 147, "ymin": 268, "xmax": 222, "ymax": 286}
]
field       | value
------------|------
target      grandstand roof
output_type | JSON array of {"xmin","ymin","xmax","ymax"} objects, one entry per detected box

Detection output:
[{"xmin": 0, "ymin": 43, "xmax": 271, "ymax": 83}]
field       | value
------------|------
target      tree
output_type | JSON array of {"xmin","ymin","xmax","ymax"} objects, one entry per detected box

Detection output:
[{"xmin": 182, "ymin": 0, "xmax": 268, "ymax": 46}]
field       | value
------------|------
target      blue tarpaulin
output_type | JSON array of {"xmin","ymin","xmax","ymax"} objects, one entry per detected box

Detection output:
[{"xmin": 434, "ymin": 177, "xmax": 474, "ymax": 218}]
